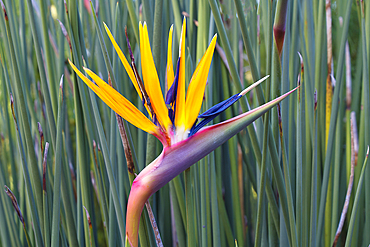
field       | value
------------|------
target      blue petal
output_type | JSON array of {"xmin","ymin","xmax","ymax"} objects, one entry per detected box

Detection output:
[
  {"xmin": 199, "ymin": 94, "xmax": 241, "ymax": 117},
  {"xmin": 189, "ymin": 94, "xmax": 241, "ymax": 136},
  {"xmin": 168, "ymin": 108, "xmax": 175, "ymax": 125},
  {"xmin": 165, "ymin": 58, "xmax": 181, "ymax": 105}
]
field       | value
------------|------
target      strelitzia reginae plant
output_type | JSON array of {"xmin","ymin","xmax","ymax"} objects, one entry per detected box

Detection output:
[{"xmin": 69, "ymin": 19, "xmax": 297, "ymax": 247}]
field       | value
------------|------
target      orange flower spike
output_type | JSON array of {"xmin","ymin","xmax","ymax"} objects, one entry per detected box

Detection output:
[
  {"xmin": 68, "ymin": 59, "xmax": 159, "ymax": 135},
  {"xmin": 166, "ymin": 25, "xmax": 175, "ymax": 90},
  {"xmin": 139, "ymin": 23, "xmax": 172, "ymax": 131},
  {"xmin": 185, "ymin": 34, "xmax": 217, "ymax": 130},
  {"xmin": 174, "ymin": 18, "xmax": 187, "ymax": 130},
  {"xmin": 103, "ymin": 23, "xmax": 141, "ymax": 99}
]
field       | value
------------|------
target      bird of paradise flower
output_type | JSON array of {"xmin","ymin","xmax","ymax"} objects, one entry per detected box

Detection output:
[{"xmin": 69, "ymin": 19, "xmax": 297, "ymax": 247}]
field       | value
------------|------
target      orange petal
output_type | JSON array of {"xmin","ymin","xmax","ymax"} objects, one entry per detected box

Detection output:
[
  {"xmin": 174, "ymin": 18, "xmax": 186, "ymax": 128},
  {"xmin": 68, "ymin": 59, "xmax": 158, "ymax": 134},
  {"xmin": 103, "ymin": 23, "xmax": 141, "ymax": 99},
  {"xmin": 185, "ymin": 34, "xmax": 217, "ymax": 130},
  {"xmin": 166, "ymin": 25, "xmax": 175, "ymax": 91},
  {"xmin": 104, "ymin": 23, "xmax": 152, "ymax": 118},
  {"xmin": 139, "ymin": 23, "xmax": 172, "ymax": 130}
]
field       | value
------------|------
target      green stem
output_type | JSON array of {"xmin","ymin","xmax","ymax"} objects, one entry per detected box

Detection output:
[
  {"xmin": 233, "ymin": 0, "xmax": 260, "ymax": 80},
  {"xmin": 278, "ymin": 105, "xmax": 298, "ymax": 247},
  {"xmin": 361, "ymin": 1, "xmax": 370, "ymax": 244},
  {"xmin": 2, "ymin": 2, "xmax": 44, "ymax": 239},
  {"xmin": 124, "ymin": 0, "xmax": 139, "ymax": 42},
  {"xmin": 9, "ymin": 93, "xmax": 43, "ymax": 247},
  {"xmin": 50, "ymin": 78, "xmax": 66, "ymax": 247},
  {"xmin": 344, "ymin": 148, "xmax": 369, "ymax": 247},
  {"xmin": 316, "ymin": 0, "xmax": 353, "ymax": 244},
  {"xmin": 273, "ymin": 0, "xmax": 288, "ymax": 56},
  {"xmin": 25, "ymin": 0, "xmax": 57, "ymax": 148},
  {"xmin": 255, "ymin": 111, "xmax": 271, "ymax": 247},
  {"xmin": 39, "ymin": 0, "xmax": 58, "ymax": 116},
  {"xmin": 152, "ymin": 0, "xmax": 163, "ymax": 69}
]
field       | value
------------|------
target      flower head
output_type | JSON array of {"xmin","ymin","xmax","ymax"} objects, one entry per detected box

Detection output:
[
  {"xmin": 69, "ymin": 19, "xmax": 297, "ymax": 247},
  {"xmin": 70, "ymin": 19, "xmax": 218, "ymax": 148}
]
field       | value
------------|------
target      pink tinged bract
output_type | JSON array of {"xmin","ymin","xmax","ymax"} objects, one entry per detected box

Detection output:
[{"xmin": 125, "ymin": 86, "xmax": 298, "ymax": 247}]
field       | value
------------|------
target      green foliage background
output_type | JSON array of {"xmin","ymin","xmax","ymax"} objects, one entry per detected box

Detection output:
[{"xmin": 0, "ymin": 0, "xmax": 369, "ymax": 246}]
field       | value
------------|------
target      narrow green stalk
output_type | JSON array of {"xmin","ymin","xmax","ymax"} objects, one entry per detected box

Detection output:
[
  {"xmin": 124, "ymin": 0, "xmax": 139, "ymax": 42},
  {"xmin": 68, "ymin": 4, "xmax": 95, "ymax": 245},
  {"xmin": 170, "ymin": 0, "xmax": 182, "ymax": 40},
  {"xmin": 170, "ymin": 182, "xmax": 186, "ymax": 247},
  {"xmin": 324, "ymin": 1, "xmax": 334, "ymax": 244},
  {"xmin": 173, "ymin": 177, "xmax": 187, "ymax": 226},
  {"xmin": 4, "ymin": 186, "xmax": 32, "ymax": 247},
  {"xmin": 142, "ymin": 0, "xmax": 153, "ymax": 36},
  {"xmin": 185, "ymin": 168, "xmax": 196, "ymax": 247},
  {"xmin": 109, "ymin": 192, "xmax": 117, "ymax": 247},
  {"xmin": 278, "ymin": 104, "xmax": 298, "ymax": 247},
  {"xmin": 296, "ymin": 56, "xmax": 303, "ymax": 247},
  {"xmin": 0, "ymin": 166, "xmax": 11, "ymax": 246},
  {"xmin": 0, "ymin": 54, "xmax": 21, "ymax": 247},
  {"xmin": 330, "ymin": 84, "xmax": 346, "ymax": 241},
  {"xmin": 23, "ymin": 223, "xmax": 32, "ymax": 247},
  {"xmin": 216, "ymin": 180, "xmax": 234, "ymax": 247},
  {"xmin": 91, "ymin": 143, "xmax": 109, "ymax": 245},
  {"xmin": 210, "ymin": 156, "xmax": 221, "ymax": 247},
  {"xmin": 42, "ymin": 142, "xmax": 50, "ymax": 247},
  {"xmin": 301, "ymin": 36, "xmax": 314, "ymax": 247},
  {"xmin": 109, "ymin": 104, "xmax": 118, "ymax": 247},
  {"xmin": 360, "ymin": 1, "xmax": 370, "ymax": 244},
  {"xmin": 0, "ymin": 172, "xmax": 20, "ymax": 247},
  {"xmin": 152, "ymin": 0, "xmax": 163, "ymax": 68},
  {"xmin": 316, "ymin": 0, "xmax": 353, "ymax": 244},
  {"xmin": 270, "ymin": 0, "xmax": 282, "ymax": 154},
  {"xmin": 255, "ymin": 111, "xmax": 271, "ymax": 247},
  {"xmin": 25, "ymin": 0, "xmax": 57, "ymax": 148},
  {"xmin": 196, "ymin": 0, "xmax": 208, "ymax": 62},
  {"xmin": 83, "ymin": 206, "xmax": 95, "ymax": 247},
  {"xmin": 206, "ymin": 33, "xmax": 221, "ymax": 247},
  {"xmin": 1, "ymin": 1, "xmax": 44, "ymax": 237},
  {"xmin": 116, "ymin": 116, "xmax": 136, "ymax": 184},
  {"xmin": 9, "ymin": 94, "xmax": 44, "ymax": 247},
  {"xmin": 313, "ymin": 0, "xmax": 326, "ymax": 165},
  {"xmin": 255, "ymin": 17, "xmax": 273, "ymax": 242},
  {"xmin": 57, "ymin": 0, "xmax": 66, "ymax": 81},
  {"xmin": 273, "ymin": 0, "xmax": 288, "ymax": 56},
  {"xmin": 189, "ymin": 0, "xmax": 195, "ymax": 53},
  {"xmin": 200, "ymin": 158, "xmax": 207, "ymax": 246},
  {"xmin": 60, "ymin": 153, "xmax": 79, "ymax": 246},
  {"xmin": 2, "ymin": 0, "xmax": 38, "ymax": 137},
  {"xmin": 233, "ymin": 0, "xmax": 260, "ymax": 80},
  {"xmin": 309, "ymin": 98, "xmax": 318, "ymax": 247},
  {"xmin": 39, "ymin": 0, "xmax": 58, "ymax": 116},
  {"xmin": 222, "ymin": 67, "xmax": 244, "ymax": 247},
  {"xmin": 345, "ymin": 148, "xmax": 369, "ymax": 247},
  {"xmin": 51, "ymin": 77, "xmax": 66, "ymax": 247},
  {"xmin": 268, "ymin": 205, "xmax": 278, "ymax": 246}
]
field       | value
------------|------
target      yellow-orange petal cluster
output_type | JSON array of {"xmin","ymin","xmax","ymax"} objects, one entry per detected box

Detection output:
[
  {"xmin": 69, "ymin": 19, "xmax": 217, "ymax": 146},
  {"xmin": 68, "ymin": 60, "xmax": 159, "ymax": 135}
]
